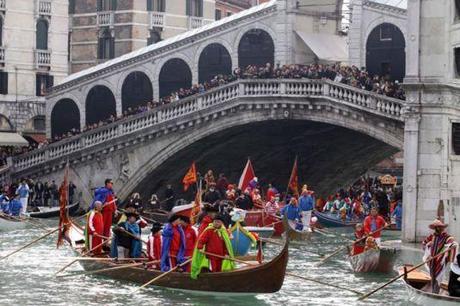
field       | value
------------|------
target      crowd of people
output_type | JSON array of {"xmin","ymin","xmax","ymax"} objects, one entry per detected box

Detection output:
[{"xmin": 0, "ymin": 177, "xmax": 77, "ymax": 216}]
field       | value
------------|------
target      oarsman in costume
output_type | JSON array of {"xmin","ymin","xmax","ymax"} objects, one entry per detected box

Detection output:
[
  {"xmin": 197, "ymin": 204, "xmax": 219, "ymax": 236},
  {"xmin": 111, "ymin": 212, "xmax": 142, "ymax": 258},
  {"xmin": 363, "ymin": 207, "xmax": 387, "ymax": 246},
  {"xmin": 85, "ymin": 201, "xmax": 104, "ymax": 255},
  {"xmin": 161, "ymin": 215, "xmax": 186, "ymax": 272},
  {"xmin": 423, "ymin": 219, "xmax": 458, "ymax": 293},
  {"xmin": 180, "ymin": 215, "xmax": 197, "ymax": 272},
  {"xmin": 352, "ymin": 223, "xmax": 366, "ymax": 255},
  {"xmin": 191, "ymin": 215, "xmax": 235, "ymax": 279},
  {"xmin": 147, "ymin": 222, "xmax": 162, "ymax": 269},
  {"xmin": 91, "ymin": 179, "xmax": 117, "ymax": 244}
]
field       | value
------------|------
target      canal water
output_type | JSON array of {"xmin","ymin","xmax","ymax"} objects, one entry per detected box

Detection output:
[{"xmin": 0, "ymin": 219, "xmax": 421, "ymax": 305}]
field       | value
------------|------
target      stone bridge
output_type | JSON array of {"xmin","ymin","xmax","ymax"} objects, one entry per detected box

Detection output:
[{"xmin": 8, "ymin": 78, "xmax": 405, "ymax": 203}]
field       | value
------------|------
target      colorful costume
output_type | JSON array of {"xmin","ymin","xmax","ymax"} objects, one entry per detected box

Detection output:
[
  {"xmin": 160, "ymin": 223, "xmax": 185, "ymax": 271},
  {"xmin": 183, "ymin": 224, "xmax": 197, "ymax": 272},
  {"xmin": 352, "ymin": 228, "xmax": 366, "ymax": 255},
  {"xmin": 147, "ymin": 232, "xmax": 162, "ymax": 269},
  {"xmin": 90, "ymin": 186, "xmax": 116, "ymax": 240},
  {"xmin": 198, "ymin": 215, "xmax": 213, "ymax": 237},
  {"xmin": 363, "ymin": 214, "xmax": 386, "ymax": 245},
  {"xmin": 85, "ymin": 210, "xmax": 104, "ymax": 255},
  {"xmin": 391, "ymin": 202, "xmax": 402, "ymax": 230},
  {"xmin": 191, "ymin": 224, "xmax": 235, "ymax": 279}
]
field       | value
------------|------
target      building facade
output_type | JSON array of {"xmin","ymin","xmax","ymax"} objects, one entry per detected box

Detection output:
[
  {"xmin": 69, "ymin": 0, "xmax": 216, "ymax": 73},
  {"xmin": 0, "ymin": 0, "xmax": 69, "ymax": 136}
]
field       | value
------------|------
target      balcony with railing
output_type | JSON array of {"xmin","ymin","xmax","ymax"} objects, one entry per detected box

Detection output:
[
  {"xmin": 97, "ymin": 11, "xmax": 114, "ymax": 27},
  {"xmin": 149, "ymin": 12, "xmax": 165, "ymax": 28},
  {"xmin": 38, "ymin": 0, "xmax": 52, "ymax": 15},
  {"xmin": 36, "ymin": 49, "xmax": 51, "ymax": 67},
  {"xmin": 188, "ymin": 16, "xmax": 213, "ymax": 30},
  {"xmin": 0, "ymin": 0, "xmax": 5, "ymax": 11}
]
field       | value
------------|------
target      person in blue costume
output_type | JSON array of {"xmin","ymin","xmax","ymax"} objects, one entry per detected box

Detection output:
[
  {"xmin": 89, "ymin": 178, "xmax": 114, "ymax": 210},
  {"xmin": 281, "ymin": 197, "xmax": 301, "ymax": 221},
  {"xmin": 391, "ymin": 200, "xmax": 402, "ymax": 230},
  {"xmin": 160, "ymin": 214, "xmax": 186, "ymax": 272},
  {"xmin": 110, "ymin": 212, "xmax": 142, "ymax": 258}
]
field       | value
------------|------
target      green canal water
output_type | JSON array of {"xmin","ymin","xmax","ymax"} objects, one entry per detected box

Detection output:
[{"xmin": 0, "ymin": 220, "xmax": 421, "ymax": 305}]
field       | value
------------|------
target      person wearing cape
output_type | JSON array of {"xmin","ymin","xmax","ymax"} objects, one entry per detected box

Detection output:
[
  {"xmin": 160, "ymin": 214, "xmax": 186, "ymax": 271},
  {"xmin": 191, "ymin": 215, "xmax": 235, "ymax": 279}
]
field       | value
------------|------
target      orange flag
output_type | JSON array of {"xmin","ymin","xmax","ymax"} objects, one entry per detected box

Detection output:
[
  {"xmin": 190, "ymin": 187, "xmax": 201, "ymax": 225},
  {"xmin": 288, "ymin": 156, "xmax": 299, "ymax": 198},
  {"xmin": 182, "ymin": 162, "xmax": 197, "ymax": 191}
]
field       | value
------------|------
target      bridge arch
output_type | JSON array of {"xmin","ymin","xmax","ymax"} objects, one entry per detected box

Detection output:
[
  {"xmin": 366, "ymin": 22, "xmax": 406, "ymax": 81},
  {"xmin": 121, "ymin": 71, "xmax": 153, "ymax": 112},
  {"xmin": 158, "ymin": 58, "xmax": 192, "ymax": 99},
  {"xmin": 197, "ymin": 42, "xmax": 233, "ymax": 83},
  {"xmin": 85, "ymin": 85, "xmax": 117, "ymax": 126},
  {"xmin": 237, "ymin": 28, "xmax": 275, "ymax": 69},
  {"xmin": 51, "ymin": 98, "xmax": 80, "ymax": 139}
]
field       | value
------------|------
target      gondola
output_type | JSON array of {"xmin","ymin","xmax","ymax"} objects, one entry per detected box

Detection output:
[
  {"xmin": 67, "ymin": 222, "xmax": 289, "ymax": 294},
  {"xmin": 399, "ymin": 265, "xmax": 460, "ymax": 305},
  {"xmin": 313, "ymin": 211, "xmax": 363, "ymax": 227},
  {"xmin": 282, "ymin": 216, "xmax": 311, "ymax": 241},
  {"xmin": 348, "ymin": 246, "xmax": 396, "ymax": 273},
  {"xmin": 29, "ymin": 202, "xmax": 80, "ymax": 219},
  {"xmin": 0, "ymin": 214, "xmax": 28, "ymax": 231}
]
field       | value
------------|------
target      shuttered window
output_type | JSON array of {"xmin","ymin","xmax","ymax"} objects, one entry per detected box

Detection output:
[
  {"xmin": 186, "ymin": 0, "xmax": 203, "ymax": 17},
  {"xmin": 0, "ymin": 71, "xmax": 7, "ymax": 94},
  {"xmin": 147, "ymin": 0, "xmax": 165, "ymax": 12},
  {"xmin": 36, "ymin": 74, "xmax": 54, "ymax": 96}
]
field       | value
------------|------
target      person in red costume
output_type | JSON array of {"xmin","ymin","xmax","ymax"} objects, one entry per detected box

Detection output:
[
  {"xmin": 352, "ymin": 223, "xmax": 366, "ymax": 255},
  {"xmin": 196, "ymin": 215, "xmax": 231, "ymax": 272},
  {"xmin": 197, "ymin": 203, "xmax": 219, "ymax": 236},
  {"xmin": 86, "ymin": 201, "xmax": 104, "ymax": 255},
  {"xmin": 179, "ymin": 215, "xmax": 197, "ymax": 272},
  {"xmin": 147, "ymin": 222, "xmax": 162, "ymax": 269},
  {"xmin": 101, "ymin": 179, "xmax": 117, "ymax": 242},
  {"xmin": 363, "ymin": 207, "xmax": 387, "ymax": 246},
  {"xmin": 160, "ymin": 214, "xmax": 185, "ymax": 271}
]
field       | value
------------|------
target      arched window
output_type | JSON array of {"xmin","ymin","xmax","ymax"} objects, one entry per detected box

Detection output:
[
  {"xmin": 186, "ymin": 0, "xmax": 203, "ymax": 17},
  {"xmin": 85, "ymin": 85, "xmax": 117, "ymax": 126},
  {"xmin": 238, "ymin": 29, "xmax": 274, "ymax": 69},
  {"xmin": 98, "ymin": 29, "xmax": 114, "ymax": 59},
  {"xmin": 147, "ymin": 30, "xmax": 161, "ymax": 45},
  {"xmin": 147, "ymin": 0, "xmax": 165, "ymax": 12},
  {"xmin": 51, "ymin": 99, "xmax": 80, "ymax": 138},
  {"xmin": 122, "ymin": 71, "xmax": 153, "ymax": 112},
  {"xmin": 36, "ymin": 19, "xmax": 49, "ymax": 50},
  {"xmin": 97, "ymin": 0, "xmax": 117, "ymax": 11},
  {"xmin": 198, "ymin": 43, "xmax": 232, "ymax": 83},
  {"xmin": 159, "ymin": 58, "xmax": 192, "ymax": 98}
]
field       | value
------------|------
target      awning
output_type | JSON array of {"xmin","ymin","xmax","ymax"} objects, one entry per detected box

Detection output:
[
  {"xmin": 0, "ymin": 132, "xmax": 29, "ymax": 146},
  {"xmin": 295, "ymin": 31, "xmax": 348, "ymax": 63}
]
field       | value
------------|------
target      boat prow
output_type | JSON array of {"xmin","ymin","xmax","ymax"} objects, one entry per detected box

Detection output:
[
  {"xmin": 399, "ymin": 265, "xmax": 460, "ymax": 305},
  {"xmin": 282, "ymin": 216, "xmax": 311, "ymax": 241}
]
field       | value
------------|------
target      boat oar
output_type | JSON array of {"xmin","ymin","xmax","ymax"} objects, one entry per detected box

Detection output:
[
  {"xmin": 0, "ymin": 227, "xmax": 60, "ymax": 261},
  {"xmin": 358, "ymin": 246, "xmax": 455, "ymax": 300},
  {"xmin": 57, "ymin": 259, "xmax": 159, "ymax": 278},
  {"xmin": 286, "ymin": 272, "xmax": 363, "ymax": 295},
  {"xmin": 130, "ymin": 258, "xmax": 193, "ymax": 294},
  {"xmin": 315, "ymin": 224, "xmax": 390, "ymax": 267}
]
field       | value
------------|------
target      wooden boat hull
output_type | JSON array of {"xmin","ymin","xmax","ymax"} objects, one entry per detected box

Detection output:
[
  {"xmin": 29, "ymin": 202, "xmax": 80, "ymax": 219},
  {"xmin": 68, "ymin": 224, "xmax": 288, "ymax": 294},
  {"xmin": 313, "ymin": 211, "xmax": 363, "ymax": 228},
  {"xmin": 283, "ymin": 217, "xmax": 311, "ymax": 241},
  {"xmin": 244, "ymin": 210, "xmax": 284, "ymax": 236},
  {"xmin": 0, "ymin": 215, "xmax": 28, "ymax": 231},
  {"xmin": 400, "ymin": 265, "xmax": 460, "ymax": 306},
  {"xmin": 349, "ymin": 247, "xmax": 396, "ymax": 273}
]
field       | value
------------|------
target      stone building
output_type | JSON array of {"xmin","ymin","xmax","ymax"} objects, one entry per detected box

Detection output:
[
  {"xmin": 348, "ymin": 0, "xmax": 407, "ymax": 81},
  {"xmin": 69, "ymin": 0, "xmax": 216, "ymax": 73},
  {"xmin": 0, "ymin": 0, "xmax": 68, "ymax": 138}
]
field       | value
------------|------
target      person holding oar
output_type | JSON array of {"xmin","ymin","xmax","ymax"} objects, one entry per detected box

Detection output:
[
  {"xmin": 363, "ymin": 207, "xmax": 387, "ymax": 246},
  {"xmin": 85, "ymin": 201, "xmax": 104, "ymax": 255},
  {"xmin": 111, "ymin": 212, "xmax": 142, "ymax": 259}
]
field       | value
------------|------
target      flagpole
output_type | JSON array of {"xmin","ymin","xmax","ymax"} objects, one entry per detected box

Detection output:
[{"xmin": 285, "ymin": 155, "xmax": 298, "ymax": 203}]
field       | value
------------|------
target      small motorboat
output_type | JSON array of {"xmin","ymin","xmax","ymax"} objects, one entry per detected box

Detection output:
[
  {"xmin": 29, "ymin": 202, "xmax": 80, "ymax": 219},
  {"xmin": 399, "ymin": 265, "xmax": 460, "ymax": 305}
]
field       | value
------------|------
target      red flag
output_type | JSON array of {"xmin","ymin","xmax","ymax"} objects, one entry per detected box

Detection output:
[
  {"xmin": 57, "ymin": 162, "xmax": 71, "ymax": 247},
  {"xmin": 190, "ymin": 186, "xmax": 202, "ymax": 225},
  {"xmin": 288, "ymin": 157, "xmax": 299, "ymax": 198},
  {"xmin": 238, "ymin": 158, "xmax": 256, "ymax": 191},
  {"xmin": 182, "ymin": 162, "xmax": 197, "ymax": 191}
]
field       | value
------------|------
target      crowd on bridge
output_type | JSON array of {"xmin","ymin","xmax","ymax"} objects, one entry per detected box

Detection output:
[{"xmin": 0, "ymin": 63, "xmax": 406, "ymax": 164}]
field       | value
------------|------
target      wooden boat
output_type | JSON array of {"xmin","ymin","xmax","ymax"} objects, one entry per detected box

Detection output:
[
  {"xmin": 29, "ymin": 202, "xmax": 80, "ymax": 219},
  {"xmin": 67, "ymin": 223, "xmax": 289, "ymax": 294},
  {"xmin": 282, "ymin": 216, "xmax": 311, "ymax": 241},
  {"xmin": 399, "ymin": 265, "xmax": 460, "ymax": 305},
  {"xmin": 348, "ymin": 246, "xmax": 396, "ymax": 273},
  {"xmin": 313, "ymin": 211, "xmax": 363, "ymax": 228},
  {"xmin": 0, "ymin": 214, "xmax": 28, "ymax": 231}
]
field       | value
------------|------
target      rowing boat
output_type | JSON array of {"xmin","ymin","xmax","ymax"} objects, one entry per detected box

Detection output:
[
  {"xmin": 348, "ymin": 246, "xmax": 396, "ymax": 273},
  {"xmin": 29, "ymin": 202, "xmax": 80, "ymax": 219},
  {"xmin": 67, "ymin": 222, "xmax": 289, "ymax": 294},
  {"xmin": 400, "ymin": 265, "xmax": 460, "ymax": 305},
  {"xmin": 244, "ymin": 210, "xmax": 285, "ymax": 236},
  {"xmin": 282, "ymin": 217, "xmax": 311, "ymax": 241},
  {"xmin": 313, "ymin": 211, "xmax": 362, "ymax": 227},
  {"xmin": 0, "ymin": 214, "xmax": 28, "ymax": 231}
]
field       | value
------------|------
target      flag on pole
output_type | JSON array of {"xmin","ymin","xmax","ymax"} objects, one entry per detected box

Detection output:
[
  {"xmin": 57, "ymin": 161, "xmax": 71, "ymax": 247},
  {"xmin": 288, "ymin": 156, "xmax": 299, "ymax": 198},
  {"xmin": 182, "ymin": 162, "xmax": 197, "ymax": 191},
  {"xmin": 238, "ymin": 158, "xmax": 256, "ymax": 191},
  {"xmin": 190, "ymin": 183, "xmax": 202, "ymax": 225}
]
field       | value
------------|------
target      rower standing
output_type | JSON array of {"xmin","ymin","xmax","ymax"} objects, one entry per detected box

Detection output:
[
  {"xmin": 86, "ymin": 201, "xmax": 104, "ymax": 255},
  {"xmin": 161, "ymin": 214, "xmax": 186, "ymax": 271},
  {"xmin": 147, "ymin": 222, "xmax": 163, "ymax": 269},
  {"xmin": 363, "ymin": 207, "xmax": 387, "ymax": 246},
  {"xmin": 91, "ymin": 178, "xmax": 117, "ymax": 244},
  {"xmin": 423, "ymin": 219, "xmax": 458, "ymax": 293},
  {"xmin": 180, "ymin": 215, "xmax": 197, "ymax": 272}
]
